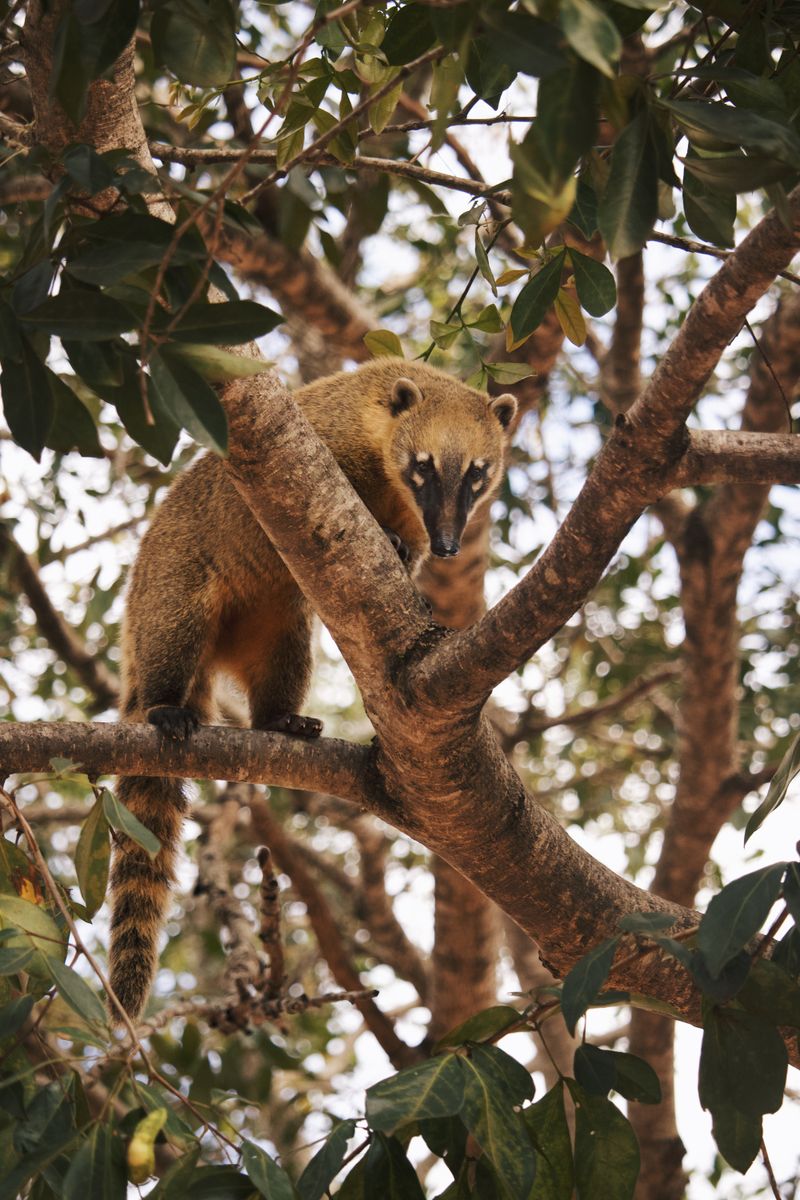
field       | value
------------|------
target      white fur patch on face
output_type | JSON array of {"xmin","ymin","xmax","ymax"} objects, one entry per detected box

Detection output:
[
  {"xmin": 473, "ymin": 458, "xmax": 486, "ymax": 469},
  {"xmin": 411, "ymin": 471, "xmax": 426, "ymax": 487}
]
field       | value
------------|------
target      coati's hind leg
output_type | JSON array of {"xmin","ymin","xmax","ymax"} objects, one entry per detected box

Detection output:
[
  {"xmin": 244, "ymin": 601, "xmax": 322, "ymax": 739},
  {"xmin": 129, "ymin": 593, "xmax": 218, "ymax": 740}
]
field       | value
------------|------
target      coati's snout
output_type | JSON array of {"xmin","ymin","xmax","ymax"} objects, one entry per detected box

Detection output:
[{"xmin": 388, "ymin": 373, "xmax": 518, "ymax": 560}]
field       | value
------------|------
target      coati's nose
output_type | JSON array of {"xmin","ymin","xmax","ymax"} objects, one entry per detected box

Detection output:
[{"xmin": 431, "ymin": 533, "xmax": 460, "ymax": 557}]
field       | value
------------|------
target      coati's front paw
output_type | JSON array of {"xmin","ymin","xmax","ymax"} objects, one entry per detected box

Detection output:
[
  {"xmin": 147, "ymin": 705, "xmax": 199, "ymax": 740},
  {"xmin": 263, "ymin": 712, "xmax": 323, "ymax": 739},
  {"xmin": 381, "ymin": 526, "xmax": 411, "ymax": 565}
]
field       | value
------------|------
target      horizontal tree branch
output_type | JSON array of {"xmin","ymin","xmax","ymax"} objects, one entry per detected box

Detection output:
[
  {"xmin": 0, "ymin": 721, "xmax": 369, "ymax": 805},
  {"xmin": 672, "ymin": 429, "xmax": 800, "ymax": 487}
]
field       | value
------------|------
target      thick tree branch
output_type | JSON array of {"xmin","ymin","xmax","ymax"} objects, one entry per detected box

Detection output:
[{"xmin": 671, "ymin": 430, "xmax": 800, "ymax": 486}]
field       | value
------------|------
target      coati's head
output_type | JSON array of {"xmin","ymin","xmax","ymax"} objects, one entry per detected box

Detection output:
[{"xmin": 378, "ymin": 361, "xmax": 517, "ymax": 558}]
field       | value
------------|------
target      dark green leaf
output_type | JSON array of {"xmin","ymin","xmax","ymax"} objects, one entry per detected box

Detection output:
[
  {"xmin": 521, "ymin": 1081, "xmax": 573, "ymax": 1200},
  {"xmin": 690, "ymin": 947, "xmax": 751, "ymax": 1003},
  {"xmin": 509, "ymin": 251, "xmax": 566, "ymax": 344},
  {"xmin": 560, "ymin": 936, "xmax": 619, "ymax": 1034},
  {"xmin": 20, "ymin": 293, "xmax": 136, "ymax": 340},
  {"xmin": 662, "ymin": 98, "xmax": 800, "ymax": 169},
  {"xmin": 475, "ymin": 234, "xmax": 497, "ymax": 296},
  {"xmin": 0, "ymin": 995, "xmax": 34, "ymax": 1040},
  {"xmin": 0, "ymin": 300, "xmax": 23, "ymax": 361},
  {"xmin": 242, "ymin": 1139, "xmax": 295, "ymax": 1200},
  {"xmin": 102, "ymin": 789, "xmax": 161, "ymax": 859},
  {"xmin": 481, "ymin": 9, "xmax": 566, "ymax": 79},
  {"xmin": 74, "ymin": 798, "xmax": 110, "ymax": 919},
  {"xmin": 535, "ymin": 62, "xmax": 601, "ymax": 184},
  {"xmin": 572, "ymin": 1085, "xmax": 640, "ymax": 1200},
  {"xmin": 363, "ymin": 1133, "xmax": 426, "ymax": 1198},
  {"xmin": 737, "ymin": 958, "xmax": 800, "ymax": 1026},
  {"xmin": 699, "ymin": 1008, "xmax": 787, "ymax": 1117},
  {"xmin": 568, "ymin": 177, "xmax": 599, "ymax": 238},
  {"xmin": 457, "ymin": 1052, "xmax": 536, "ymax": 1199},
  {"xmin": 151, "ymin": 0, "xmax": 236, "ymax": 86},
  {"xmin": 366, "ymin": 1054, "xmax": 464, "ymax": 1135},
  {"xmin": 568, "ymin": 248, "xmax": 617, "ymax": 317},
  {"xmin": 574, "ymin": 1044, "xmax": 616, "ymax": 1095},
  {"xmin": 46, "ymin": 959, "xmax": 107, "ymax": 1028},
  {"xmin": 381, "ymin": 5, "xmax": 435, "ymax": 66},
  {"xmin": 62, "ymin": 1122, "xmax": 127, "ymax": 1200},
  {"xmin": 1, "ymin": 337, "xmax": 54, "ymax": 460},
  {"xmin": 772, "ymin": 925, "xmax": 800, "ymax": 978},
  {"xmin": 150, "ymin": 350, "xmax": 229, "ymax": 456},
  {"xmin": 683, "ymin": 151, "xmax": 736, "ymax": 248},
  {"xmin": 165, "ymin": 343, "xmax": 271, "ymax": 383},
  {"xmin": 145, "ymin": 1146, "xmax": 202, "ymax": 1199},
  {"xmin": 710, "ymin": 1105, "xmax": 762, "ymax": 1174},
  {"xmin": 166, "ymin": 299, "xmax": 282, "ymax": 344},
  {"xmin": 697, "ymin": 863, "xmax": 786, "ymax": 977},
  {"xmin": 0, "ymin": 895, "xmax": 64, "ymax": 960},
  {"xmin": 681, "ymin": 152, "xmax": 796, "ymax": 195},
  {"xmin": 187, "ymin": 1166, "xmax": 259, "ymax": 1198},
  {"xmin": 598, "ymin": 109, "xmax": 658, "ymax": 259},
  {"xmin": 436, "ymin": 1005, "xmax": 521, "ymax": 1050},
  {"xmin": 468, "ymin": 1043, "xmax": 534, "ymax": 1105},
  {"xmin": 66, "ymin": 217, "xmax": 190, "ymax": 287},
  {"xmin": 62, "ymin": 144, "xmax": 116, "ymax": 195},
  {"xmin": 45, "ymin": 372, "xmax": 103, "ymax": 458},
  {"xmin": 785, "ymin": 861, "xmax": 800, "ymax": 925},
  {"xmin": 12, "ymin": 260, "xmax": 56, "ymax": 315},
  {"xmin": 296, "ymin": 1120, "xmax": 355, "ymax": 1200},
  {"xmin": 745, "ymin": 732, "xmax": 800, "ymax": 842}
]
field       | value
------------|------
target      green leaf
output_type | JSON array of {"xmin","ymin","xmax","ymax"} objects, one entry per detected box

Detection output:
[
  {"xmin": 151, "ymin": 0, "xmax": 236, "ymax": 86},
  {"xmin": 598, "ymin": 109, "xmax": 658, "ymax": 259},
  {"xmin": 436, "ymin": 1004, "xmax": 521, "ymax": 1050},
  {"xmin": 366, "ymin": 1054, "xmax": 465, "ymax": 1135},
  {"xmin": 62, "ymin": 1122, "xmax": 127, "ymax": 1200},
  {"xmin": 145, "ymin": 1147, "xmax": 202, "ymax": 1199},
  {"xmin": 710, "ymin": 1105, "xmax": 762, "ymax": 1174},
  {"xmin": 45, "ymin": 372, "xmax": 104, "ymax": 458},
  {"xmin": 483, "ymin": 361, "xmax": 534, "ymax": 385},
  {"xmin": 508, "ymin": 251, "xmax": 566, "ymax": 344},
  {"xmin": 62, "ymin": 143, "xmax": 117, "ymax": 195},
  {"xmin": 127, "ymin": 1109, "xmax": 168, "ymax": 1185},
  {"xmin": 165, "ymin": 342, "xmax": 272, "ymax": 383},
  {"xmin": 682, "ymin": 153, "xmax": 737, "ymax": 248},
  {"xmin": 381, "ymin": 4, "xmax": 435, "ymax": 65},
  {"xmin": 101, "ymin": 789, "xmax": 161, "ymax": 859},
  {"xmin": 0, "ymin": 895, "xmax": 64, "ymax": 960},
  {"xmin": 166, "ymin": 299, "xmax": 283, "ymax": 344},
  {"xmin": 0, "ymin": 994, "xmax": 34, "ymax": 1040},
  {"xmin": 0, "ymin": 945, "xmax": 34, "ymax": 974},
  {"xmin": 737, "ymin": 957, "xmax": 800, "ymax": 1026},
  {"xmin": 568, "ymin": 248, "xmax": 617, "ymax": 317},
  {"xmin": 296, "ymin": 1120, "xmax": 355, "ymax": 1200},
  {"xmin": 187, "ymin": 1166, "xmax": 259, "ymax": 1198},
  {"xmin": 617, "ymin": 912, "xmax": 679, "ymax": 934},
  {"xmin": 66, "ymin": 217, "xmax": 195, "ymax": 288},
  {"xmin": 662, "ymin": 98, "xmax": 800, "ymax": 169},
  {"xmin": 560, "ymin": 936, "xmax": 620, "ymax": 1034},
  {"xmin": 1, "ymin": 337, "xmax": 55, "ymax": 460},
  {"xmin": 560, "ymin": 0, "xmax": 621, "ymax": 78},
  {"xmin": 481, "ymin": 9, "xmax": 566, "ymax": 79},
  {"xmin": 572, "ymin": 1085, "xmax": 640, "ymax": 1200},
  {"xmin": 784, "ymin": 861, "xmax": 800, "ymax": 925},
  {"xmin": 241, "ymin": 1140, "xmax": 295, "ymax": 1199},
  {"xmin": 745, "ymin": 732, "xmax": 800, "ymax": 842},
  {"xmin": 697, "ymin": 862, "xmax": 786, "ymax": 977},
  {"xmin": 468, "ymin": 304, "xmax": 504, "ymax": 333},
  {"xmin": 363, "ymin": 1133, "xmax": 426, "ymax": 1198},
  {"xmin": 46, "ymin": 958, "xmax": 107, "ymax": 1028},
  {"xmin": 521, "ymin": 1081, "xmax": 573, "ymax": 1200},
  {"xmin": 74, "ymin": 798, "xmax": 110, "ymax": 919},
  {"xmin": 21, "ymin": 292, "xmax": 136, "ymax": 340},
  {"xmin": 681, "ymin": 152, "xmax": 795, "ymax": 195},
  {"xmin": 568, "ymin": 177, "xmax": 599, "ymax": 238},
  {"xmin": 535, "ymin": 61, "xmax": 601, "ymax": 184},
  {"xmin": 575, "ymin": 1045, "xmax": 661, "ymax": 1104},
  {"xmin": 457, "ymin": 1050, "xmax": 536, "ymax": 1199},
  {"xmin": 149, "ymin": 349, "xmax": 229, "ymax": 456},
  {"xmin": 0, "ymin": 300, "xmax": 23, "ymax": 361},
  {"xmin": 474, "ymin": 234, "xmax": 497, "ymax": 296},
  {"xmin": 430, "ymin": 320, "xmax": 462, "ymax": 349},
  {"xmin": 699, "ymin": 1007, "xmax": 787, "ymax": 1118},
  {"xmin": 363, "ymin": 329, "xmax": 404, "ymax": 358}
]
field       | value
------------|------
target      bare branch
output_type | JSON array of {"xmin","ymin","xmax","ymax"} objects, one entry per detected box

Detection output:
[
  {"xmin": 257, "ymin": 845, "xmax": 286, "ymax": 1000},
  {"xmin": 671, "ymin": 430, "xmax": 800, "ymax": 487}
]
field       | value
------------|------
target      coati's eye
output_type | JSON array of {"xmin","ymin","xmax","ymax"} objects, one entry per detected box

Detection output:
[
  {"xmin": 409, "ymin": 455, "xmax": 435, "ymax": 488},
  {"xmin": 467, "ymin": 461, "xmax": 489, "ymax": 490}
]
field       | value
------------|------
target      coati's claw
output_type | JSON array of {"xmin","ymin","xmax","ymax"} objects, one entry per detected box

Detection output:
[
  {"xmin": 264, "ymin": 713, "xmax": 323, "ymax": 738},
  {"xmin": 381, "ymin": 526, "xmax": 411, "ymax": 563},
  {"xmin": 147, "ymin": 705, "xmax": 199, "ymax": 740}
]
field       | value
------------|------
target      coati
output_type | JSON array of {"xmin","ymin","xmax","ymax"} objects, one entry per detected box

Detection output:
[{"xmin": 109, "ymin": 357, "xmax": 517, "ymax": 1019}]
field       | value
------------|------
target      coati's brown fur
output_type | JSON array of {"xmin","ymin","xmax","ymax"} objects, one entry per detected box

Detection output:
[{"xmin": 109, "ymin": 358, "xmax": 516, "ymax": 1019}]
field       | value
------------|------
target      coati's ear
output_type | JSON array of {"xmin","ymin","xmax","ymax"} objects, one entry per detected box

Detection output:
[
  {"xmin": 388, "ymin": 377, "xmax": 423, "ymax": 416},
  {"xmin": 488, "ymin": 393, "xmax": 517, "ymax": 430}
]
